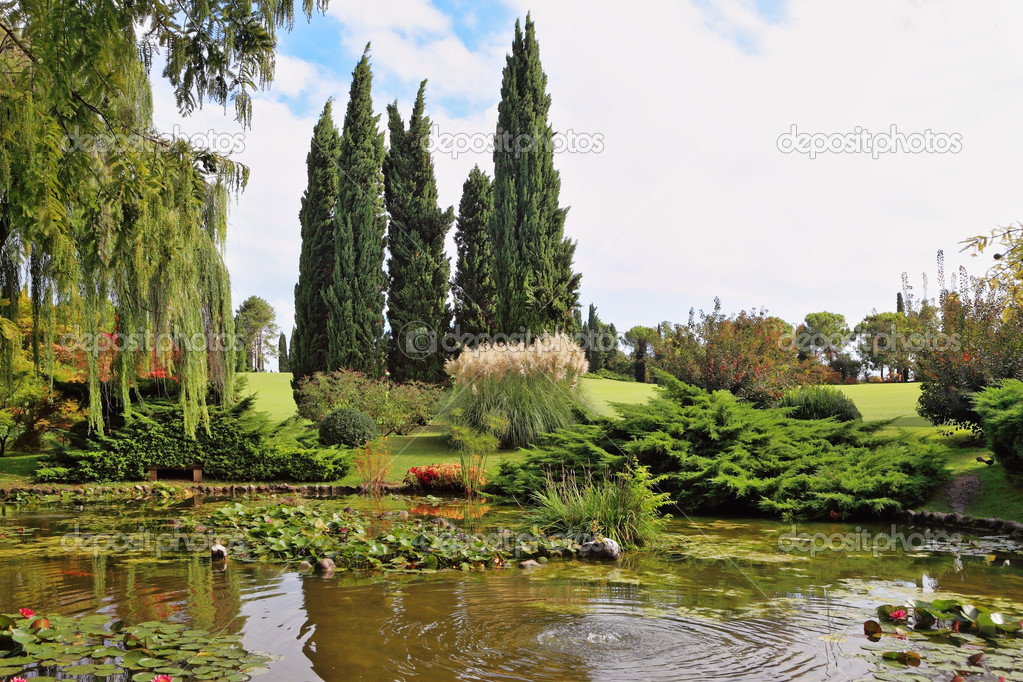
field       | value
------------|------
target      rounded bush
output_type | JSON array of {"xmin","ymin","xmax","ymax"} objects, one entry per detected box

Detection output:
[
  {"xmin": 318, "ymin": 407, "xmax": 378, "ymax": 447},
  {"xmin": 777, "ymin": 386, "xmax": 862, "ymax": 422}
]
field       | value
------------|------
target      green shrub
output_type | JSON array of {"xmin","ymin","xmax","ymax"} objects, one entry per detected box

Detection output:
[
  {"xmin": 973, "ymin": 379, "xmax": 1023, "ymax": 474},
  {"xmin": 528, "ymin": 466, "xmax": 670, "ymax": 547},
  {"xmin": 491, "ymin": 371, "xmax": 949, "ymax": 521},
  {"xmin": 318, "ymin": 408, "xmax": 378, "ymax": 447},
  {"xmin": 276, "ymin": 446, "xmax": 353, "ymax": 482},
  {"xmin": 489, "ymin": 424, "xmax": 626, "ymax": 500},
  {"xmin": 777, "ymin": 385, "xmax": 862, "ymax": 422},
  {"xmin": 33, "ymin": 466, "xmax": 71, "ymax": 483},
  {"xmin": 295, "ymin": 369, "xmax": 444, "ymax": 435},
  {"xmin": 444, "ymin": 333, "xmax": 589, "ymax": 449},
  {"xmin": 35, "ymin": 397, "xmax": 345, "ymax": 483},
  {"xmin": 591, "ymin": 368, "xmax": 635, "ymax": 382},
  {"xmin": 443, "ymin": 375, "xmax": 586, "ymax": 449}
]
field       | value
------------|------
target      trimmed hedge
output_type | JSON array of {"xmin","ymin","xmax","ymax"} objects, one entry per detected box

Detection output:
[{"xmin": 318, "ymin": 407, "xmax": 378, "ymax": 448}]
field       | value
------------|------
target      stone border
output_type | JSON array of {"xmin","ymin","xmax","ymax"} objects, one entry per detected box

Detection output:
[
  {"xmin": 894, "ymin": 508, "xmax": 1023, "ymax": 538},
  {"xmin": 0, "ymin": 482, "xmax": 415, "ymax": 500}
]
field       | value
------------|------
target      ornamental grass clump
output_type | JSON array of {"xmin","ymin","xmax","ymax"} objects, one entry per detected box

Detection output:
[{"xmin": 444, "ymin": 333, "xmax": 590, "ymax": 449}]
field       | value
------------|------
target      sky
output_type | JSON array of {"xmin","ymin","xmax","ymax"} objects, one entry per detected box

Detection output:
[{"xmin": 151, "ymin": 0, "xmax": 1023, "ymax": 368}]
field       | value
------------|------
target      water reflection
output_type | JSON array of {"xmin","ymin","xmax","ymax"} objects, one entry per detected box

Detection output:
[{"xmin": 0, "ymin": 502, "xmax": 1021, "ymax": 681}]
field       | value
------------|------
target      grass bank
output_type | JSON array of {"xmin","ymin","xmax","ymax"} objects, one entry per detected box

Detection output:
[{"xmin": 838, "ymin": 382, "xmax": 1023, "ymax": 522}]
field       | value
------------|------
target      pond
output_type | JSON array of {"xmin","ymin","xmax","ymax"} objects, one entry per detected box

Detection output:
[{"xmin": 1, "ymin": 495, "xmax": 1022, "ymax": 681}]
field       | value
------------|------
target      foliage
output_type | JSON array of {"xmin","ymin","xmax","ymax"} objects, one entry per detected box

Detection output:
[
  {"xmin": 582, "ymin": 304, "xmax": 618, "ymax": 372},
  {"xmin": 489, "ymin": 15, "xmax": 580, "ymax": 334},
  {"xmin": 915, "ymin": 261, "xmax": 1023, "ymax": 429},
  {"xmin": 490, "ymin": 424, "xmax": 626, "ymax": 500},
  {"xmin": 292, "ymin": 100, "xmax": 342, "ymax": 384},
  {"xmin": 972, "ymin": 379, "xmax": 1023, "ymax": 473},
  {"xmin": 796, "ymin": 311, "xmax": 850, "ymax": 362},
  {"xmin": 191, "ymin": 502, "xmax": 580, "ymax": 570},
  {"xmin": 318, "ymin": 407, "xmax": 378, "ymax": 448},
  {"xmin": 623, "ymin": 325, "xmax": 658, "ymax": 382},
  {"xmin": 278, "ymin": 331, "xmax": 289, "ymax": 372},
  {"xmin": 383, "ymin": 81, "xmax": 455, "ymax": 383},
  {"xmin": 654, "ymin": 300, "xmax": 802, "ymax": 405},
  {"xmin": 444, "ymin": 333, "xmax": 589, "ymax": 448},
  {"xmin": 37, "ymin": 398, "xmax": 349, "ymax": 482},
  {"xmin": 591, "ymin": 368, "xmax": 635, "ymax": 382},
  {"xmin": 353, "ymin": 437, "xmax": 391, "ymax": 494},
  {"xmin": 777, "ymin": 385, "xmax": 862, "ymax": 422},
  {"xmin": 325, "ymin": 48, "xmax": 387, "ymax": 377},
  {"xmin": 0, "ymin": 0, "xmax": 331, "ymax": 432},
  {"xmin": 452, "ymin": 165, "xmax": 497, "ymax": 338},
  {"xmin": 528, "ymin": 466, "xmax": 670, "ymax": 548},
  {"xmin": 294, "ymin": 368, "xmax": 444, "ymax": 435},
  {"xmin": 449, "ymin": 412, "xmax": 504, "ymax": 496},
  {"xmin": 962, "ymin": 221, "xmax": 1023, "ymax": 308},
  {"xmin": 404, "ymin": 462, "xmax": 485, "ymax": 493},
  {"xmin": 0, "ymin": 609, "xmax": 271, "ymax": 679},
  {"xmin": 492, "ymin": 372, "xmax": 948, "ymax": 520},
  {"xmin": 235, "ymin": 295, "xmax": 279, "ymax": 372}
]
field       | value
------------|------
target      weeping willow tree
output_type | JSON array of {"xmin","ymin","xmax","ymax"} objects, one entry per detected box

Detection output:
[{"xmin": 0, "ymin": 0, "xmax": 328, "ymax": 433}]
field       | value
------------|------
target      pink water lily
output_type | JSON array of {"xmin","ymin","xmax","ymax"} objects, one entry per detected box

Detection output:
[
  {"xmin": 11, "ymin": 677, "xmax": 28, "ymax": 682},
  {"xmin": 153, "ymin": 675, "xmax": 174, "ymax": 682},
  {"xmin": 18, "ymin": 608, "xmax": 34, "ymax": 619},
  {"xmin": 889, "ymin": 609, "xmax": 908, "ymax": 622}
]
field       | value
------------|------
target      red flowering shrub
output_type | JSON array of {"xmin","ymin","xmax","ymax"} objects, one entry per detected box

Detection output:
[{"xmin": 403, "ymin": 463, "xmax": 485, "ymax": 492}]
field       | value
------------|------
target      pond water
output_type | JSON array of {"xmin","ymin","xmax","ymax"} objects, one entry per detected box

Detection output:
[{"xmin": 1, "ymin": 496, "xmax": 1022, "ymax": 681}]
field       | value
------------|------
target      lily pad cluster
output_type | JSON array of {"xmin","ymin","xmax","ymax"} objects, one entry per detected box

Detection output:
[
  {"xmin": 189, "ymin": 502, "xmax": 579, "ymax": 571},
  {"xmin": 0, "ymin": 610, "xmax": 271, "ymax": 681},
  {"xmin": 863, "ymin": 599, "xmax": 1023, "ymax": 680}
]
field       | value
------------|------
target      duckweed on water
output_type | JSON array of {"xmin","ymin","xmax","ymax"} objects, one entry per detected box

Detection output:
[{"xmin": 186, "ymin": 502, "xmax": 582, "ymax": 571}]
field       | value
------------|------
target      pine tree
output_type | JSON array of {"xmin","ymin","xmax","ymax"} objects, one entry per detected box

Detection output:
[
  {"xmin": 489, "ymin": 15, "xmax": 581, "ymax": 335},
  {"xmin": 292, "ymin": 100, "xmax": 341, "ymax": 385},
  {"xmin": 325, "ymin": 47, "xmax": 387, "ymax": 376},
  {"xmin": 278, "ymin": 332, "xmax": 289, "ymax": 372},
  {"xmin": 452, "ymin": 166, "xmax": 497, "ymax": 342},
  {"xmin": 383, "ymin": 81, "xmax": 455, "ymax": 382}
]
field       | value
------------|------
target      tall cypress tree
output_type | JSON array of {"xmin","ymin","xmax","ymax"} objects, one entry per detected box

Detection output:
[
  {"xmin": 278, "ymin": 332, "xmax": 289, "ymax": 372},
  {"xmin": 292, "ymin": 100, "xmax": 341, "ymax": 386},
  {"xmin": 489, "ymin": 15, "xmax": 581, "ymax": 335},
  {"xmin": 452, "ymin": 165, "xmax": 497, "ymax": 341},
  {"xmin": 325, "ymin": 47, "xmax": 387, "ymax": 376},
  {"xmin": 383, "ymin": 81, "xmax": 455, "ymax": 382}
]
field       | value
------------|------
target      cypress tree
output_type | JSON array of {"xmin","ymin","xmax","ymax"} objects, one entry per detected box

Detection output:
[
  {"xmin": 452, "ymin": 165, "xmax": 497, "ymax": 341},
  {"xmin": 292, "ymin": 100, "xmax": 341, "ymax": 385},
  {"xmin": 325, "ymin": 47, "xmax": 387, "ymax": 376},
  {"xmin": 278, "ymin": 332, "xmax": 289, "ymax": 372},
  {"xmin": 383, "ymin": 81, "xmax": 455, "ymax": 382},
  {"xmin": 489, "ymin": 15, "xmax": 581, "ymax": 335}
]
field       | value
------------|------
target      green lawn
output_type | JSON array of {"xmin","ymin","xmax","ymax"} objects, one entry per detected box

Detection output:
[
  {"xmin": 234, "ymin": 373, "xmax": 660, "ymax": 486},
  {"xmin": 0, "ymin": 454, "xmax": 43, "ymax": 484},
  {"xmin": 581, "ymin": 376, "xmax": 660, "ymax": 418},
  {"xmin": 237, "ymin": 372, "xmax": 299, "ymax": 423},
  {"xmin": 838, "ymin": 382, "xmax": 1023, "ymax": 522}
]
